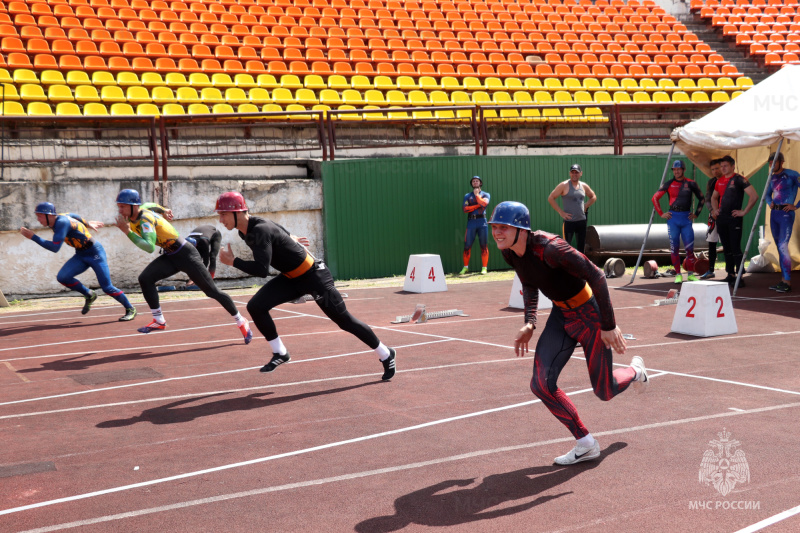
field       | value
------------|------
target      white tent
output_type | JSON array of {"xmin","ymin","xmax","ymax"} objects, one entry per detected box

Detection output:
[{"xmin": 672, "ymin": 65, "xmax": 800, "ymax": 279}]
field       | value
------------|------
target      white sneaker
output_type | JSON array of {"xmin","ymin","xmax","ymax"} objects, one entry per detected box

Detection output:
[
  {"xmin": 630, "ymin": 355, "xmax": 649, "ymax": 393},
  {"xmin": 554, "ymin": 439, "xmax": 601, "ymax": 465}
]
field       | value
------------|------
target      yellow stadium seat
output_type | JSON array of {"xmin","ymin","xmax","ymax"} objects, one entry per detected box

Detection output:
[
  {"xmin": 574, "ymin": 91, "xmax": 593, "ymax": 104},
  {"xmin": 66, "ymin": 71, "xmax": 91, "ymax": 86},
  {"xmin": 295, "ymin": 88, "xmax": 318, "ymax": 105},
  {"xmin": 342, "ymin": 89, "xmax": 365, "ymax": 106},
  {"xmin": 582, "ymin": 78, "xmax": 601, "ymax": 92},
  {"xmin": 678, "ymin": 79, "xmax": 696, "ymax": 92},
  {"xmin": 418, "ymin": 76, "xmax": 440, "ymax": 90},
  {"xmin": 450, "ymin": 91, "xmax": 471, "ymax": 106},
  {"xmin": 116, "ymin": 72, "xmax": 140, "ymax": 87},
  {"xmin": 492, "ymin": 91, "xmax": 513, "ymax": 105},
  {"xmin": 564, "ymin": 108, "xmax": 584, "ymax": 122},
  {"xmin": 601, "ymin": 78, "xmax": 620, "ymax": 92},
  {"xmin": 225, "ymin": 88, "xmax": 248, "ymax": 105},
  {"xmin": 471, "ymin": 91, "xmax": 491, "ymax": 105},
  {"xmin": 697, "ymin": 78, "xmax": 716, "ymax": 91},
  {"xmin": 100, "ymin": 86, "xmax": 126, "ymax": 103},
  {"xmin": 594, "ymin": 91, "xmax": 612, "ymax": 103},
  {"xmin": 0, "ymin": 69, "xmax": 12, "ymax": 84},
  {"xmin": 312, "ymin": 104, "xmax": 332, "ymax": 117},
  {"xmin": 711, "ymin": 91, "xmax": 730, "ymax": 103},
  {"xmin": 408, "ymin": 90, "xmax": 430, "ymax": 106},
  {"xmin": 0, "ymin": 83, "xmax": 21, "ymax": 101},
  {"xmin": 337, "ymin": 105, "xmax": 360, "ymax": 120},
  {"xmin": 554, "ymin": 91, "xmax": 573, "ymax": 103},
  {"xmin": 484, "ymin": 77, "xmax": 504, "ymax": 91},
  {"xmin": 544, "ymin": 78, "xmax": 563, "ymax": 91},
  {"xmin": 319, "ymin": 89, "xmax": 343, "ymax": 106},
  {"xmin": 211, "ymin": 73, "xmax": 234, "ymax": 88},
  {"xmin": 234, "ymin": 74, "xmax": 258, "ymax": 89},
  {"xmin": 237, "ymin": 103, "xmax": 259, "ymax": 113},
  {"xmin": 613, "ymin": 92, "xmax": 632, "ymax": 103},
  {"xmin": 672, "ymin": 91, "xmax": 691, "ymax": 103},
  {"xmin": 21, "ymin": 84, "xmax": 47, "ymax": 102},
  {"xmin": 633, "ymin": 91, "xmax": 651, "ymax": 103},
  {"xmin": 0, "ymin": 101, "xmax": 25, "ymax": 115},
  {"xmin": 152, "ymin": 87, "xmax": 176, "ymax": 104},
  {"xmin": 412, "ymin": 109, "xmax": 434, "ymax": 119},
  {"xmin": 56, "ymin": 102, "xmax": 82, "ymax": 116},
  {"xmin": 652, "ymin": 91, "xmax": 671, "ymax": 103},
  {"xmin": 440, "ymin": 76, "xmax": 462, "ymax": 91},
  {"xmin": 386, "ymin": 90, "xmax": 408, "ymax": 106},
  {"xmin": 691, "ymin": 91, "xmax": 710, "ymax": 103},
  {"xmin": 563, "ymin": 78, "xmax": 582, "ymax": 91},
  {"xmin": 525, "ymin": 78, "xmax": 544, "ymax": 91},
  {"xmin": 364, "ymin": 89, "xmax": 386, "ymax": 106},
  {"xmin": 141, "ymin": 72, "xmax": 165, "ymax": 87},
  {"xmin": 542, "ymin": 107, "xmax": 562, "ymax": 120},
  {"xmin": 373, "ymin": 75, "xmax": 396, "ymax": 90},
  {"xmin": 136, "ymin": 103, "xmax": 161, "ymax": 116},
  {"xmin": 430, "ymin": 90, "xmax": 450, "ymax": 105},
  {"xmin": 736, "ymin": 77, "xmax": 753, "ymax": 89},
  {"xmin": 74, "ymin": 85, "xmax": 101, "ymax": 103},
  {"xmin": 248, "ymin": 88, "xmax": 271, "ymax": 105},
  {"xmin": 188, "ymin": 73, "xmax": 212, "ymax": 88},
  {"xmin": 27, "ymin": 102, "xmax": 54, "ymax": 116},
  {"xmin": 658, "ymin": 79, "xmax": 677, "ymax": 92},
  {"xmin": 327, "ymin": 75, "xmax": 350, "ymax": 90},
  {"xmin": 584, "ymin": 107, "xmax": 606, "ymax": 122},
  {"xmin": 620, "ymin": 78, "xmax": 638, "ymax": 92},
  {"xmin": 92, "ymin": 71, "xmax": 117, "ymax": 87},
  {"xmin": 187, "ymin": 103, "xmax": 211, "ymax": 114},
  {"xmin": 716, "ymin": 77, "xmax": 735, "ymax": 90},
  {"xmin": 521, "ymin": 107, "xmax": 542, "ymax": 120},
  {"xmin": 304, "ymin": 74, "xmax": 327, "ymax": 90},
  {"xmin": 82, "ymin": 103, "xmax": 108, "ymax": 116},
  {"xmin": 212, "ymin": 103, "xmax": 235, "ymax": 114},
  {"xmin": 47, "ymin": 84, "xmax": 74, "ymax": 102},
  {"xmin": 362, "ymin": 106, "xmax": 385, "ymax": 120},
  {"xmin": 639, "ymin": 78, "xmax": 658, "ymax": 92},
  {"xmin": 397, "ymin": 76, "xmax": 419, "ymax": 90},
  {"xmin": 256, "ymin": 74, "xmax": 279, "ymax": 89},
  {"xmin": 162, "ymin": 103, "xmax": 186, "ymax": 115},
  {"xmin": 41, "ymin": 70, "xmax": 66, "ymax": 86},
  {"xmin": 200, "ymin": 87, "xmax": 225, "ymax": 104},
  {"xmin": 513, "ymin": 91, "xmax": 533, "ymax": 104},
  {"xmin": 286, "ymin": 103, "xmax": 311, "ymax": 119},
  {"xmin": 13, "ymin": 69, "xmax": 39, "ymax": 84},
  {"xmin": 534, "ymin": 91, "xmax": 553, "ymax": 104},
  {"xmin": 387, "ymin": 109, "xmax": 410, "ymax": 120},
  {"xmin": 110, "ymin": 103, "xmax": 135, "ymax": 115},
  {"xmin": 435, "ymin": 109, "xmax": 456, "ymax": 119},
  {"xmin": 463, "ymin": 77, "xmax": 484, "ymax": 91},
  {"xmin": 280, "ymin": 75, "xmax": 302, "ymax": 89},
  {"xmin": 271, "ymin": 88, "xmax": 294, "ymax": 105},
  {"xmin": 126, "ymin": 86, "xmax": 151, "ymax": 104},
  {"xmin": 165, "ymin": 72, "xmax": 190, "ymax": 87},
  {"xmin": 350, "ymin": 75, "xmax": 373, "ymax": 90},
  {"xmin": 504, "ymin": 77, "xmax": 524, "ymax": 91},
  {"xmin": 731, "ymin": 90, "xmax": 743, "ymax": 99},
  {"xmin": 176, "ymin": 87, "xmax": 201, "ymax": 104}
]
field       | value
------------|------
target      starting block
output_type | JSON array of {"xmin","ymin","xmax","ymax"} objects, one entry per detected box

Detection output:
[
  {"xmin": 291, "ymin": 293, "xmax": 348, "ymax": 304},
  {"xmin": 671, "ymin": 281, "xmax": 737, "ymax": 337},
  {"xmin": 391, "ymin": 304, "xmax": 468, "ymax": 324},
  {"xmin": 403, "ymin": 254, "xmax": 447, "ymax": 293},
  {"xmin": 508, "ymin": 274, "xmax": 553, "ymax": 310},
  {"xmin": 654, "ymin": 288, "xmax": 679, "ymax": 306}
]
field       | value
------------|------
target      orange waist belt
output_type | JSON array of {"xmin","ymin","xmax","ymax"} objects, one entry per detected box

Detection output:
[
  {"xmin": 553, "ymin": 284, "xmax": 593, "ymax": 310},
  {"xmin": 283, "ymin": 253, "xmax": 314, "ymax": 279}
]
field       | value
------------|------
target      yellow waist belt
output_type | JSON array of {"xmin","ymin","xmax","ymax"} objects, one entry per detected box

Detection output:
[
  {"xmin": 283, "ymin": 253, "xmax": 314, "ymax": 279},
  {"xmin": 553, "ymin": 283, "xmax": 593, "ymax": 310}
]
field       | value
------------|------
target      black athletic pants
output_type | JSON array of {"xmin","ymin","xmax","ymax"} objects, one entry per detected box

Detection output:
[
  {"xmin": 194, "ymin": 232, "xmax": 221, "ymax": 275},
  {"xmin": 716, "ymin": 217, "xmax": 743, "ymax": 275},
  {"xmin": 562, "ymin": 219, "xmax": 587, "ymax": 254},
  {"xmin": 138, "ymin": 243, "xmax": 238, "ymax": 315},
  {"xmin": 247, "ymin": 262, "xmax": 380, "ymax": 349}
]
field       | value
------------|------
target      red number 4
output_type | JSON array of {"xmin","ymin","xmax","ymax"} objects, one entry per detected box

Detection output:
[
  {"xmin": 428, "ymin": 267, "xmax": 436, "ymax": 282},
  {"xmin": 409, "ymin": 267, "xmax": 415, "ymax": 281}
]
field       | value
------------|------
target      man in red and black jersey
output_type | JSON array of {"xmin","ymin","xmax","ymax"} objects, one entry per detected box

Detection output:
[
  {"xmin": 215, "ymin": 192, "xmax": 397, "ymax": 380},
  {"xmin": 490, "ymin": 201, "xmax": 648, "ymax": 465}
]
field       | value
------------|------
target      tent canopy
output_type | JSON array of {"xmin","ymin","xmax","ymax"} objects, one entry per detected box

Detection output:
[{"xmin": 672, "ymin": 64, "xmax": 800, "ymax": 178}]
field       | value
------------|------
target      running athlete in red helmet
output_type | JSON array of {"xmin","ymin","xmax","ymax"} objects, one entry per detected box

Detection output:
[{"xmin": 215, "ymin": 191, "xmax": 397, "ymax": 380}]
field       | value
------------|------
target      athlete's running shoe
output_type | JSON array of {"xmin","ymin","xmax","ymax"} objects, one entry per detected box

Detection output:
[
  {"xmin": 137, "ymin": 320, "xmax": 166, "ymax": 333},
  {"xmin": 481, "ymin": 267, "xmax": 488, "ymax": 275},
  {"xmin": 119, "ymin": 307, "xmax": 137, "ymax": 322},
  {"xmin": 630, "ymin": 355, "xmax": 649, "ymax": 393},
  {"xmin": 699, "ymin": 270, "xmax": 715, "ymax": 280},
  {"xmin": 459, "ymin": 266, "xmax": 469, "ymax": 275},
  {"xmin": 687, "ymin": 274, "xmax": 699, "ymax": 282},
  {"xmin": 261, "ymin": 352, "xmax": 290, "ymax": 373},
  {"xmin": 238, "ymin": 319, "xmax": 253, "ymax": 344},
  {"xmin": 381, "ymin": 348, "xmax": 396, "ymax": 381},
  {"xmin": 674, "ymin": 274, "xmax": 683, "ymax": 284},
  {"xmin": 81, "ymin": 290, "xmax": 97, "ymax": 315},
  {"xmin": 554, "ymin": 439, "xmax": 601, "ymax": 465},
  {"xmin": 770, "ymin": 281, "xmax": 791, "ymax": 292}
]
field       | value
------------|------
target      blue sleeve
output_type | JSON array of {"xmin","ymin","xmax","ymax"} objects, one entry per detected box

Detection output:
[
  {"xmin": 483, "ymin": 191, "xmax": 490, "ymax": 203},
  {"xmin": 31, "ymin": 217, "xmax": 69, "ymax": 253}
]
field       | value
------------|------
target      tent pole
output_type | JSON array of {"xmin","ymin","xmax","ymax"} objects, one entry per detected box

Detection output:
[
  {"xmin": 630, "ymin": 142, "xmax": 676, "ymax": 284},
  {"xmin": 733, "ymin": 138, "xmax": 784, "ymax": 296}
]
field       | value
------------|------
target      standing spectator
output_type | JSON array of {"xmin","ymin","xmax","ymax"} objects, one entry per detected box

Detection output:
[
  {"xmin": 700, "ymin": 158, "xmax": 723, "ymax": 279},
  {"xmin": 547, "ymin": 164, "xmax": 596, "ymax": 254},
  {"xmin": 710, "ymin": 156, "xmax": 758, "ymax": 287},
  {"xmin": 460, "ymin": 176, "xmax": 491, "ymax": 275},
  {"xmin": 764, "ymin": 152, "xmax": 800, "ymax": 293}
]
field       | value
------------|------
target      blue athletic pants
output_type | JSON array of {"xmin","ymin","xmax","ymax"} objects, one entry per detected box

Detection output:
[{"xmin": 57, "ymin": 242, "xmax": 132, "ymax": 308}]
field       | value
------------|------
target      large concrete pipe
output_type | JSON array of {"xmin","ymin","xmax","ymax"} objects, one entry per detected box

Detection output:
[{"xmin": 585, "ymin": 224, "xmax": 708, "ymax": 254}]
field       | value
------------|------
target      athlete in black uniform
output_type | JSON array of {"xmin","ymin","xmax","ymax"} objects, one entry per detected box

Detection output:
[
  {"xmin": 215, "ymin": 192, "xmax": 397, "ymax": 380},
  {"xmin": 184, "ymin": 225, "xmax": 222, "ymax": 288}
]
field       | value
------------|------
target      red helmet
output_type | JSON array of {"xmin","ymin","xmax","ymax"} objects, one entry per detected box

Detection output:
[{"xmin": 215, "ymin": 191, "xmax": 248, "ymax": 212}]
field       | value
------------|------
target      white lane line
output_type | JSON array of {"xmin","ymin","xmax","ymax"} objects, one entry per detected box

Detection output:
[
  {"xmin": 0, "ymin": 305, "xmax": 236, "ymax": 326},
  {"xmin": 9, "ymin": 388, "xmax": 799, "ymax": 525},
  {"xmin": 657, "ymin": 370, "xmax": 800, "ymax": 397},
  {"xmin": 729, "ymin": 408, "xmax": 745, "ymax": 412},
  {"xmin": 734, "ymin": 504, "xmax": 800, "ymax": 533},
  {"xmin": 0, "ymin": 295, "xmax": 228, "ymax": 320},
  {"xmin": 0, "ymin": 340, "xmax": 451, "ymax": 408}
]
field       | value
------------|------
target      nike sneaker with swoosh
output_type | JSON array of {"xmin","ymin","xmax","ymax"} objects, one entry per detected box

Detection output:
[{"xmin": 554, "ymin": 439, "xmax": 601, "ymax": 465}]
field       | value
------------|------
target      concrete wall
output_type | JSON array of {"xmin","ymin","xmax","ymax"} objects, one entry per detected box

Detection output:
[{"xmin": 0, "ymin": 163, "xmax": 322, "ymax": 297}]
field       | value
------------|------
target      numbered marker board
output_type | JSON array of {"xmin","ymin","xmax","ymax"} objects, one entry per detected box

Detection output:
[
  {"xmin": 403, "ymin": 254, "xmax": 447, "ymax": 293},
  {"xmin": 508, "ymin": 274, "xmax": 553, "ymax": 310},
  {"xmin": 671, "ymin": 281, "xmax": 737, "ymax": 337}
]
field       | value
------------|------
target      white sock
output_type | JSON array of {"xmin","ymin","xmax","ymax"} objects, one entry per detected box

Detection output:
[
  {"xmin": 268, "ymin": 337, "xmax": 288, "ymax": 355},
  {"xmin": 375, "ymin": 342, "xmax": 391, "ymax": 360},
  {"xmin": 633, "ymin": 365, "xmax": 643, "ymax": 381},
  {"xmin": 577, "ymin": 434, "xmax": 595, "ymax": 448},
  {"xmin": 150, "ymin": 308, "xmax": 165, "ymax": 325},
  {"xmin": 233, "ymin": 312, "xmax": 247, "ymax": 327}
]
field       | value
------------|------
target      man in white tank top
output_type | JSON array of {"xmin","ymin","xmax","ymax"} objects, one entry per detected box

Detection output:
[{"xmin": 547, "ymin": 164, "xmax": 597, "ymax": 254}]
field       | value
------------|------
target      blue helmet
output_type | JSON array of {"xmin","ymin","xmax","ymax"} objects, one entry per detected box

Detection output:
[
  {"xmin": 116, "ymin": 189, "xmax": 142, "ymax": 205},
  {"xmin": 488, "ymin": 201, "xmax": 531, "ymax": 231},
  {"xmin": 471, "ymin": 175, "xmax": 483, "ymax": 186},
  {"xmin": 672, "ymin": 160, "xmax": 686, "ymax": 169},
  {"xmin": 35, "ymin": 202, "xmax": 57, "ymax": 215}
]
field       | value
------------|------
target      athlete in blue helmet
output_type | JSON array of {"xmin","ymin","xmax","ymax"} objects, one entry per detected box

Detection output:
[
  {"xmin": 19, "ymin": 202, "xmax": 136, "ymax": 321},
  {"xmin": 459, "ymin": 176, "xmax": 490, "ymax": 275},
  {"xmin": 489, "ymin": 201, "xmax": 648, "ymax": 466}
]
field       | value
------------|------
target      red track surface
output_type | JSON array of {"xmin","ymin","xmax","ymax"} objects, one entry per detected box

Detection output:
[{"xmin": 1, "ymin": 272, "xmax": 800, "ymax": 533}]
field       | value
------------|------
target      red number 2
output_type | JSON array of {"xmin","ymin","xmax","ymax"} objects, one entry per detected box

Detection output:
[
  {"xmin": 409, "ymin": 267, "xmax": 415, "ymax": 281},
  {"xmin": 716, "ymin": 296, "xmax": 725, "ymax": 317},
  {"xmin": 686, "ymin": 296, "xmax": 696, "ymax": 318}
]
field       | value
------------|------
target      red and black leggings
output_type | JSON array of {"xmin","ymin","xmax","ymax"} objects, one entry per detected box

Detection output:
[{"xmin": 530, "ymin": 297, "xmax": 636, "ymax": 439}]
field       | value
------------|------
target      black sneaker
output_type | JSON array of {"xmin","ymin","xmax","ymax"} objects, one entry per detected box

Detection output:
[
  {"xmin": 81, "ymin": 290, "xmax": 97, "ymax": 315},
  {"xmin": 730, "ymin": 277, "xmax": 745, "ymax": 288},
  {"xmin": 723, "ymin": 274, "xmax": 736, "ymax": 284},
  {"xmin": 260, "ymin": 352, "xmax": 290, "ymax": 373},
  {"xmin": 771, "ymin": 281, "xmax": 791, "ymax": 293},
  {"xmin": 119, "ymin": 307, "xmax": 137, "ymax": 322},
  {"xmin": 381, "ymin": 348, "xmax": 396, "ymax": 381}
]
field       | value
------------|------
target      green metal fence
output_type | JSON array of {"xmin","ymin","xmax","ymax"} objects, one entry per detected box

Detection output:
[{"xmin": 322, "ymin": 155, "xmax": 768, "ymax": 280}]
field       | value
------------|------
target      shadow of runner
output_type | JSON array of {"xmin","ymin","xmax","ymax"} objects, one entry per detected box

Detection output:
[
  {"xmin": 0, "ymin": 321, "xmax": 113, "ymax": 338},
  {"xmin": 96, "ymin": 381, "xmax": 378, "ymax": 428},
  {"xmin": 355, "ymin": 442, "xmax": 627, "ymax": 532}
]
